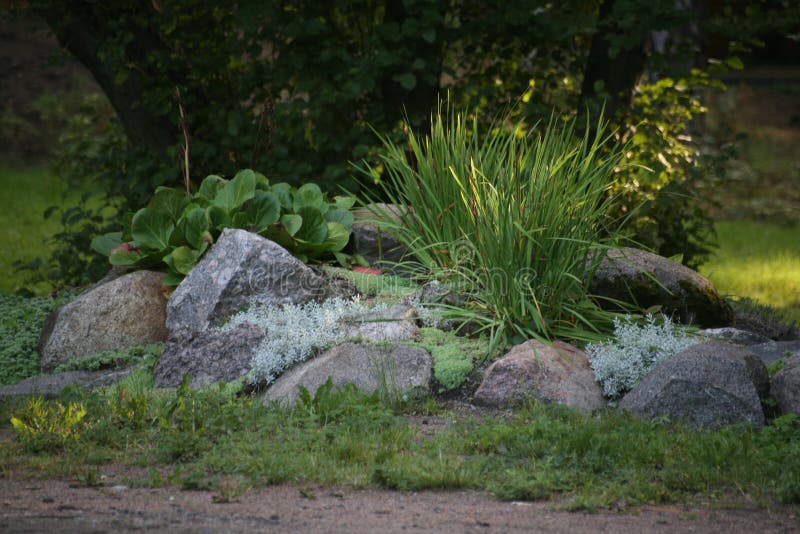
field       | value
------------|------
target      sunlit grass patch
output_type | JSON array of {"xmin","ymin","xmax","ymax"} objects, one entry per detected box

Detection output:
[{"xmin": 700, "ymin": 220, "xmax": 800, "ymax": 322}]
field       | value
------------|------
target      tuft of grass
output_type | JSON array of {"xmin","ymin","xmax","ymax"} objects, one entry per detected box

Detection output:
[
  {"xmin": 699, "ymin": 220, "xmax": 800, "ymax": 322},
  {"xmin": 362, "ymin": 103, "xmax": 627, "ymax": 348},
  {"xmin": 53, "ymin": 343, "xmax": 163, "ymax": 373}
]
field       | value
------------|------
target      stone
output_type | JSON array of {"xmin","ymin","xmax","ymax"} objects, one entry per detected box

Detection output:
[
  {"xmin": 745, "ymin": 340, "xmax": 800, "ymax": 366},
  {"xmin": 166, "ymin": 229, "xmax": 334, "ymax": 332},
  {"xmin": 732, "ymin": 305, "xmax": 800, "ymax": 341},
  {"xmin": 349, "ymin": 203, "xmax": 411, "ymax": 267},
  {"xmin": 39, "ymin": 270, "xmax": 168, "ymax": 371},
  {"xmin": 153, "ymin": 323, "xmax": 265, "ymax": 388},
  {"xmin": 262, "ymin": 343, "xmax": 432, "ymax": 404},
  {"xmin": 770, "ymin": 355, "xmax": 800, "ymax": 416},
  {"xmin": 346, "ymin": 304, "xmax": 418, "ymax": 342},
  {"xmin": 0, "ymin": 368, "xmax": 134, "ymax": 399},
  {"xmin": 589, "ymin": 247, "xmax": 734, "ymax": 327},
  {"xmin": 697, "ymin": 327, "xmax": 771, "ymax": 346},
  {"xmin": 619, "ymin": 341, "xmax": 767, "ymax": 429},
  {"xmin": 473, "ymin": 340, "xmax": 605, "ymax": 412}
]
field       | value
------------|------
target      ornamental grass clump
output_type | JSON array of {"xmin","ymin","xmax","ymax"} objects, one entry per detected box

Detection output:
[
  {"xmin": 363, "ymin": 104, "xmax": 627, "ymax": 347},
  {"xmin": 586, "ymin": 315, "xmax": 697, "ymax": 398},
  {"xmin": 224, "ymin": 298, "xmax": 382, "ymax": 385}
]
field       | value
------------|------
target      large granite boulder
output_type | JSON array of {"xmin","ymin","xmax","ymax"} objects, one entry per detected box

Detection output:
[
  {"xmin": 697, "ymin": 327, "xmax": 771, "ymax": 346},
  {"xmin": 262, "ymin": 343, "xmax": 432, "ymax": 404},
  {"xmin": 770, "ymin": 355, "xmax": 800, "ymax": 416},
  {"xmin": 153, "ymin": 323, "xmax": 265, "ymax": 388},
  {"xmin": 166, "ymin": 229, "xmax": 338, "ymax": 332},
  {"xmin": 589, "ymin": 247, "xmax": 734, "ymax": 327},
  {"xmin": 619, "ymin": 341, "xmax": 767, "ymax": 429},
  {"xmin": 349, "ymin": 203, "xmax": 411, "ymax": 267},
  {"xmin": 39, "ymin": 270, "xmax": 168, "ymax": 371},
  {"xmin": 346, "ymin": 304, "xmax": 418, "ymax": 342},
  {"xmin": 745, "ymin": 340, "xmax": 800, "ymax": 366},
  {"xmin": 0, "ymin": 368, "xmax": 134, "ymax": 399},
  {"xmin": 473, "ymin": 340, "xmax": 605, "ymax": 412}
]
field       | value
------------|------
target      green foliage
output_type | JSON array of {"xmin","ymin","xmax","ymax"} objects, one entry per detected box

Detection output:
[
  {"xmin": 414, "ymin": 328, "xmax": 490, "ymax": 391},
  {"xmin": 365, "ymin": 104, "xmax": 626, "ymax": 347},
  {"xmin": 0, "ymin": 291, "xmax": 74, "ymax": 386},
  {"xmin": 91, "ymin": 170, "xmax": 357, "ymax": 285},
  {"xmin": 10, "ymin": 397, "xmax": 87, "ymax": 452},
  {"xmin": 53, "ymin": 343, "xmax": 162, "ymax": 373}
]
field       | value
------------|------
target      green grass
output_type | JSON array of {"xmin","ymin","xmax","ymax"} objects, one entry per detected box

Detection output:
[
  {"xmin": 2, "ymin": 382, "xmax": 799, "ymax": 509},
  {"xmin": 700, "ymin": 221, "xmax": 800, "ymax": 322},
  {"xmin": 0, "ymin": 165, "xmax": 75, "ymax": 294}
]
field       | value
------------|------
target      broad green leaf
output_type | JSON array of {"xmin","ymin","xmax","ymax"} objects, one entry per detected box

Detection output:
[
  {"xmin": 333, "ymin": 195, "xmax": 356, "ymax": 210},
  {"xmin": 254, "ymin": 171, "xmax": 270, "ymax": 190},
  {"xmin": 261, "ymin": 223, "xmax": 296, "ymax": 249},
  {"xmin": 109, "ymin": 243, "xmax": 144, "ymax": 266},
  {"xmin": 293, "ymin": 183, "xmax": 326, "ymax": 212},
  {"xmin": 184, "ymin": 207, "xmax": 211, "ymax": 249},
  {"xmin": 91, "ymin": 232, "xmax": 123, "ymax": 256},
  {"xmin": 163, "ymin": 271, "xmax": 184, "ymax": 287},
  {"xmin": 324, "ymin": 208, "xmax": 354, "ymax": 231},
  {"xmin": 213, "ymin": 169, "xmax": 256, "ymax": 212},
  {"xmin": 243, "ymin": 190, "xmax": 281, "ymax": 230},
  {"xmin": 207, "ymin": 205, "xmax": 231, "ymax": 230},
  {"xmin": 131, "ymin": 208, "xmax": 174, "ymax": 251},
  {"xmin": 323, "ymin": 222, "xmax": 350, "ymax": 251},
  {"xmin": 165, "ymin": 246, "xmax": 204, "ymax": 275},
  {"xmin": 149, "ymin": 187, "xmax": 189, "ymax": 222},
  {"xmin": 294, "ymin": 206, "xmax": 328, "ymax": 244},
  {"xmin": 280, "ymin": 214, "xmax": 302, "ymax": 236},
  {"xmin": 198, "ymin": 175, "xmax": 225, "ymax": 199},
  {"xmin": 271, "ymin": 182, "xmax": 293, "ymax": 209}
]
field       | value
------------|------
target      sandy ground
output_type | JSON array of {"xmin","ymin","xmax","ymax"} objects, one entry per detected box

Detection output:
[{"xmin": 1, "ymin": 476, "xmax": 798, "ymax": 533}]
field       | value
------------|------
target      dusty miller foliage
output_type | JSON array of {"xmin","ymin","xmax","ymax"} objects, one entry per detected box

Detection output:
[
  {"xmin": 586, "ymin": 315, "xmax": 697, "ymax": 398},
  {"xmin": 224, "ymin": 298, "xmax": 384, "ymax": 385}
]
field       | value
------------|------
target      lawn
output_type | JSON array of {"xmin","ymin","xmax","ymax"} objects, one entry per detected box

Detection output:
[
  {"xmin": 700, "ymin": 220, "xmax": 800, "ymax": 323},
  {"xmin": 0, "ymin": 165, "xmax": 74, "ymax": 294}
]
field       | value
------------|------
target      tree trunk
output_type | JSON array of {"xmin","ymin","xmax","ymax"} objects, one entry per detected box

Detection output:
[
  {"xmin": 30, "ymin": 1, "xmax": 176, "ymax": 162},
  {"xmin": 579, "ymin": 0, "xmax": 649, "ymax": 123}
]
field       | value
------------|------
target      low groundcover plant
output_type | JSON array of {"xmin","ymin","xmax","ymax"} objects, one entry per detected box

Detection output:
[
  {"xmin": 224, "ymin": 297, "xmax": 384, "ymax": 385},
  {"xmin": 586, "ymin": 314, "xmax": 697, "ymax": 398}
]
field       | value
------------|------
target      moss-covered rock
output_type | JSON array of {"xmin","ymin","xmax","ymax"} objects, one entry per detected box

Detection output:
[{"xmin": 589, "ymin": 247, "xmax": 734, "ymax": 327}]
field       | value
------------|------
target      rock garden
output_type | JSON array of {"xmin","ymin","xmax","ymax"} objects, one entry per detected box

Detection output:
[{"xmin": 2, "ymin": 109, "xmax": 800, "ymax": 513}]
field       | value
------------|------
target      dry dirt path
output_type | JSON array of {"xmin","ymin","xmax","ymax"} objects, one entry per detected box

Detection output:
[{"xmin": 1, "ymin": 477, "xmax": 798, "ymax": 533}]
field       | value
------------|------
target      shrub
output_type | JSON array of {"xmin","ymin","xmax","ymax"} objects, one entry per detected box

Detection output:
[
  {"xmin": 91, "ymin": 170, "xmax": 358, "ymax": 286},
  {"xmin": 10, "ymin": 397, "xmax": 87, "ymax": 452},
  {"xmin": 225, "ymin": 298, "xmax": 383, "ymax": 385},
  {"xmin": 364, "ymin": 104, "xmax": 627, "ymax": 347},
  {"xmin": 586, "ymin": 315, "xmax": 697, "ymax": 398}
]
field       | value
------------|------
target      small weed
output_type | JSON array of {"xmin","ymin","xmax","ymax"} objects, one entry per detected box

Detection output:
[{"xmin": 10, "ymin": 396, "xmax": 87, "ymax": 452}]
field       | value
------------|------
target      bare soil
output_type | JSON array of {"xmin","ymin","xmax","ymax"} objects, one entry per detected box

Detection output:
[{"xmin": 1, "ymin": 474, "xmax": 798, "ymax": 533}]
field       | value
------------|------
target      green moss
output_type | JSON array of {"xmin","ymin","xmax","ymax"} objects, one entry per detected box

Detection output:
[
  {"xmin": 413, "ymin": 328, "xmax": 493, "ymax": 391},
  {"xmin": 53, "ymin": 343, "xmax": 163, "ymax": 373}
]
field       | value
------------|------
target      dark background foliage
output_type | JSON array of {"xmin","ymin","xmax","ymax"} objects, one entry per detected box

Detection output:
[{"xmin": 3, "ymin": 0, "xmax": 799, "ymax": 288}]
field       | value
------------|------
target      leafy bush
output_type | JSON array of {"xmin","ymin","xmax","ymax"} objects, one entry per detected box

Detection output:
[
  {"xmin": 54, "ymin": 343, "xmax": 163, "ymax": 373},
  {"xmin": 586, "ymin": 315, "xmax": 697, "ymax": 398},
  {"xmin": 91, "ymin": 169, "xmax": 357, "ymax": 285},
  {"xmin": 10, "ymin": 397, "xmax": 87, "ymax": 452},
  {"xmin": 0, "ymin": 291, "xmax": 75, "ymax": 386},
  {"xmin": 365, "ymin": 104, "xmax": 627, "ymax": 347},
  {"xmin": 225, "ymin": 298, "xmax": 382, "ymax": 385}
]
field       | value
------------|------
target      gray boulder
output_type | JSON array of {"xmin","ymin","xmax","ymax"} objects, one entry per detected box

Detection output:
[
  {"xmin": 473, "ymin": 340, "xmax": 605, "ymax": 412},
  {"xmin": 349, "ymin": 203, "xmax": 411, "ymax": 267},
  {"xmin": 619, "ymin": 341, "xmax": 767, "ymax": 429},
  {"xmin": 39, "ymin": 270, "xmax": 168, "ymax": 371},
  {"xmin": 0, "ymin": 368, "xmax": 135, "ymax": 399},
  {"xmin": 166, "ymin": 229, "xmax": 334, "ymax": 332},
  {"xmin": 697, "ymin": 327, "xmax": 771, "ymax": 346},
  {"xmin": 745, "ymin": 340, "xmax": 800, "ymax": 366},
  {"xmin": 771, "ymin": 355, "xmax": 800, "ymax": 416},
  {"xmin": 153, "ymin": 323, "xmax": 265, "ymax": 388},
  {"xmin": 346, "ymin": 304, "xmax": 418, "ymax": 342},
  {"xmin": 589, "ymin": 247, "xmax": 734, "ymax": 327},
  {"xmin": 262, "ymin": 343, "xmax": 432, "ymax": 404}
]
